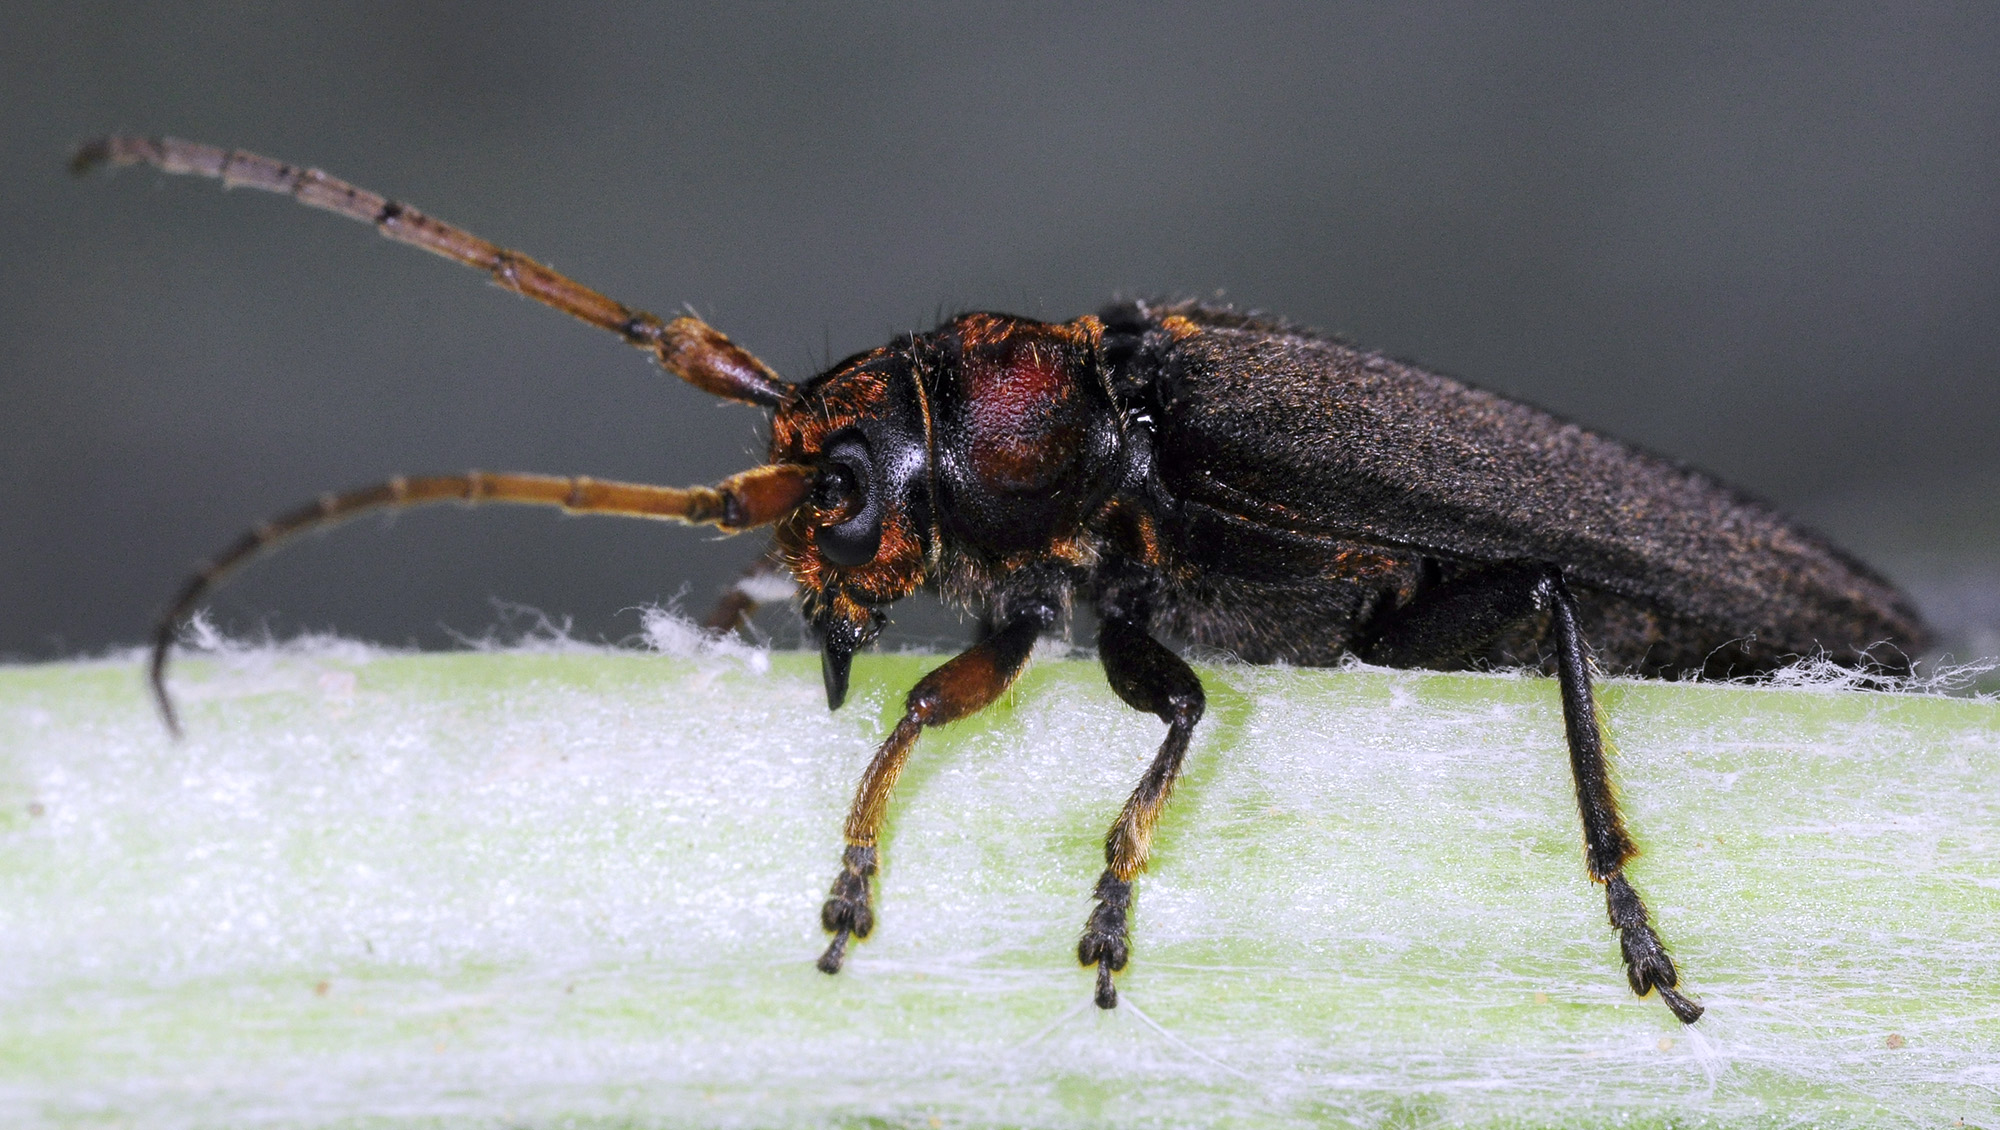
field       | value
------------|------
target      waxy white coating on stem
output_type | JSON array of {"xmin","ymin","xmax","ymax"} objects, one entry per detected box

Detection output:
[{"xmin": 1, "ymin": 627, "xmax": 1996, "ymax": 1126}]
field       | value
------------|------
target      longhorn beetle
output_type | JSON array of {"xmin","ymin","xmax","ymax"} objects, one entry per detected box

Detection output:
[{"xmin": 76, "ymin": 136, "xmax": 1931, "ymax": 1024}]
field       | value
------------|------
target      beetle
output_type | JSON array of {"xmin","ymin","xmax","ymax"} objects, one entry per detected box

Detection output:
[{"xmin": 75, "ymin": 135, "xmax": 1931, "ymax": 1025}]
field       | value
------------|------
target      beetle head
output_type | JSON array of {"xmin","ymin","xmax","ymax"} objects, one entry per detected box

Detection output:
[
  {"xmin": 769, "ymin": 342, "xmax": 935, "ymax": 709},
  {"xmin": 760, "ymin": 314, "xmax": 1117, "ymax": 710}
]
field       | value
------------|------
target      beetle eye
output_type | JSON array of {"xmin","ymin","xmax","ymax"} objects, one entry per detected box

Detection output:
[
  {"xmin": 814, "ymin": 433, "xmax": 885, "ymax": 567},
  {"xmin": 812, "ymin": 463, "xmax": 859, "ymax": 516}
]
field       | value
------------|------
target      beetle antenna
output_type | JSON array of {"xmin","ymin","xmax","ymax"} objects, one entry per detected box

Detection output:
[
  {"xmin": 72, "ymin": 135, "xmax": 795, "ymax": 408},
  {"xmin": 148, "ymin": 465, "xmax": 809, "ymax": 735}
]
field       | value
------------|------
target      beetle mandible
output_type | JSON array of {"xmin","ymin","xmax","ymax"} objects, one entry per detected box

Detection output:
[{"xmin": 76, "ymin": 135, "xmax": 1932, "ymax": 1024}]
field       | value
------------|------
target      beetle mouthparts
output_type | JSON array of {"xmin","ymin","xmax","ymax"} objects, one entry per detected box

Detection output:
[{"xmin": 818, "ymin": 606, "xmax": 885, "ymax": 710}]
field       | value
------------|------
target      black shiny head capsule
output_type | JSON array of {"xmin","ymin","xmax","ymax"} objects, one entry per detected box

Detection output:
[{"xmin": 84, "ymin": 135, "xmax": 1929, "ymax": 1028}]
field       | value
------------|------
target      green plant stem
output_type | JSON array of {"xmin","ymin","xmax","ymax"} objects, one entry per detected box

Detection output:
[{"xmin": 2, "ymin": 646, "xmax": 1997, "ymax": 1127}]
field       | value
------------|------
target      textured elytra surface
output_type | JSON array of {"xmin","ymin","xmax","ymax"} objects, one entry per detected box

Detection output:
[
  {"xmin": 1125, "ymin": 304, "xmax": 1927, "ymax": 674},
  {"xmin": 0, "ymin": 632, "xmax": 1997, "ymax": 1128}
]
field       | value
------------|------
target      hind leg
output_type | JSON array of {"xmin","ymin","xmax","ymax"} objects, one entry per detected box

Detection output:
[{"xmin": 1362, "ymin": 562, "xmax": 1703, "ymax": 1023}]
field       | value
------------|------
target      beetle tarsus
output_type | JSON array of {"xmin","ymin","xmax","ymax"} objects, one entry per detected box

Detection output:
[
  {"xmin": 816, "ymin": 929, "xmax": 850, "ymax": 975},
  {"xmin": 1078, "ymin": 871, "xmax": 1132, "ymax": 1009},
  {"xmin": 1606, "ymin": 873, "xmax": 1703, "ymax": 1022},
  {"xmin": 816, "ymin": 844, "xmax": 877, "ymax": 974},
  {"xmin": 1093, "ymin": 962, "xmax": 1119, "ymax": 1010},
  {"xmin": 1657, "ymin": 984, "xmax": 1705, "ymax": 1026}
]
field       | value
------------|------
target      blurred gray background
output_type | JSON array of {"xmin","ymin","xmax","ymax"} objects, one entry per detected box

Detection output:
[{"xmin": 3, "ymin": 2, "xmax": 1997, "ymax": 662}]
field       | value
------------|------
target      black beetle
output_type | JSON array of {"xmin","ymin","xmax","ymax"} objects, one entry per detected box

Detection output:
[{"xmin": 76, "ymin": 135, "xmax": 1930, "ymax": 1024}]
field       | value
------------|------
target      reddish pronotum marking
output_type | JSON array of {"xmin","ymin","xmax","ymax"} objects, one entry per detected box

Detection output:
[
  {"xmin": 148, "ymin": 465, "xmax": 808, "ymax": 735},
  {"xmin": 71, "ymin": 135, "xmax": 793, "ymax": 408}
]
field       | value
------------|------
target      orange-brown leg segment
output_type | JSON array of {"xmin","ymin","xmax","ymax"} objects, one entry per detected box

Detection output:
[
  {"xmin": 816, "ymin": 605, "xmax": 1055, "ymax": 974},
  {"xmin": 703, "ymin": 546, "xmax": 794, "ymax": 635},
  {"xmin": 1079, "ymin": 616, "xmax": 1206, "ymax": 1008},
  {"xmin": 72, "ymin": 135, "xmax": 794, "ymax": 407},
  {"xmin": 149, "ymin": 465, "xmax": 808, "ymax": 735}
]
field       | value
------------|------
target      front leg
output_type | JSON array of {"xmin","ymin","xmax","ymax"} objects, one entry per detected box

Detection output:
[
  {"xmin": 816, "ymin": 604, "xmax": 1053, "ymax": 974},
  {"xmin": 1080, "ymin": 615, "xmax": 1206, "ymax": 1008},
  {"xmin": 702, "ymin": 543, "xmax": 791, "ymax": 635},
  {"xmin": 1361, "ymin": 562, "xmax": 1704, "ymax": 1024}
]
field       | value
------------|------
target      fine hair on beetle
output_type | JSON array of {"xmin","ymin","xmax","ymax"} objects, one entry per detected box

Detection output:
[{"xmin": 76, "ymin": 135, "xmax": 1932, "ymax": 1025}]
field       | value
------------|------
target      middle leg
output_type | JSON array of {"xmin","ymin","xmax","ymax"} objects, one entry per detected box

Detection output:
[{"xmin": 1080, "ymin": 615, "xmax": 1206, "ymax": 1008}]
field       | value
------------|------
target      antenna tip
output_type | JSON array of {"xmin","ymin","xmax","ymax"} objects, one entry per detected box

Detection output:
[
  {"xmin": 69, "ymin": 138, "xmax": 110, "ymax": 177},
  {"xmin": 149, "ymin": 672, "xmax": 184, "ymax": 740},
  {"xmin": 149, "ymin": 619, "xmax": 185, "ymax": 739}
]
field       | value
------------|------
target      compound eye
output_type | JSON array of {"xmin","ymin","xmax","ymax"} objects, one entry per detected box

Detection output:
[
  {"xmin": 813, "ymin": 433, "xmax": 884, "ymax": 567},
  {"xmin": 812, "ymin": 462, "xmax": 859, "ymax": 516}
]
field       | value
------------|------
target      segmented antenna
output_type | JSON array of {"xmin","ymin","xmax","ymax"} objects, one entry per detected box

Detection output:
[
  {"xmin": 149, "ymin": 465, "xmax": 809, "ymax": 735},
  {"xmin": 72, "ymin": 135, "xmax": 795, "ymax": 408}
]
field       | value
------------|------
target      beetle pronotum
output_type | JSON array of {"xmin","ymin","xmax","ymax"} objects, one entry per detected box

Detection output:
[{"xmin": 77, "ymin": 135, "xmax": 1931, "ymax": 1022}]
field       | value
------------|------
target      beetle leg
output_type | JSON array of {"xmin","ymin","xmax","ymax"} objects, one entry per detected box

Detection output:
[
  {"xmin": 1360, "ymin": 563, "xmax": 1704, "ymax": 1024},
  {"xmin": 1080, "ymin": 616, "xmax": 1206, "ymax": 1008},
  {"xmin": 702, "ymin": 544, "xmax": 793, "ymax": 635},
  {"xmin": 816, "ymin": 605, "xmax": 1054, "ymax": 975},
  {"xmin": 1546, "ymin": 576, "xmax": 1705, "ymax": 1024},
  {"xmin": 1359, "ymin": 560, "xmax": 1549, "ymax": 669}
]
